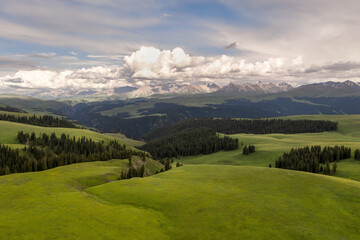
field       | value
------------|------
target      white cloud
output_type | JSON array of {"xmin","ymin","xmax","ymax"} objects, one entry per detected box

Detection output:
[
  {"xmin": 123, "ymin": 46, "xmax": 304, "ymax": 80},
  {"xmin": 1, "ymin": 46, "xmax": 359, "ymax": 96},
  {"xmin": 122, "ymin": 46, "xmax": 192, "ymax": 79}
]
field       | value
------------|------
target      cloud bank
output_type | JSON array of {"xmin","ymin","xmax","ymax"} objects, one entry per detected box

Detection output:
[{"xmin": 0, "ymin": 46, "xmax": 359, "ymax": 96}]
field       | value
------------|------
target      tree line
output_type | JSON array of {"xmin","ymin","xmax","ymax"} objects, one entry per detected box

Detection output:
[
  {"xmin": 143, "ymin": 118, "xmax": 338, "ymax": 141},
  {"xmin": 0, "ymin": 113, "xmax": 78, "ymax": 128},
  {"xmin": 275, "ymin": 145, "xmax": 351, "ymax": 175},
  {"xmin": 140, "ymin": 128, "xmax": 238, "ymax": 159},
  {"xmin": 0, "ymin": 131, "xmax": 142, "ymax": 176}
]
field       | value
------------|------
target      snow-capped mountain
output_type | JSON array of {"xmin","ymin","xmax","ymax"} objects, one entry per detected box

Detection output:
[
  {"xmin": 128, "ymin": 83, "xmax": 219, "ymax": 98},
  {"xmin": 3, "ymin": 80, "xmax": 358, "ymax": 100},
  {"xmin": 214, "ymin": 81, "xmax": 294, "ymax": 96}
]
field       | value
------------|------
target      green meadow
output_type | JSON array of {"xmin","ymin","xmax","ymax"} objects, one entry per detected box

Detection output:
[
  {"xmin": 181, "ymin": 115, "xmax": 360, "ymax": 179},
  {"xmin": 0, "ymin": 120, "xmax": 115, "ymax": 147},
  {"xmin": 0, "ymin": 114, "xmax": 360, "ymax": 239}
]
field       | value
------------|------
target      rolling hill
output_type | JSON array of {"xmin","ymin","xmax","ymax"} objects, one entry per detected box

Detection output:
[{"xmin": 0, "ymin": 114, "xmax": 359, "ymax": 239}]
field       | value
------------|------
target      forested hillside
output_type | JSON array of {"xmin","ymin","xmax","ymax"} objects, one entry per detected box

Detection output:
[
  {"xmin": 275, "ymin": 145, "xmax": 351, "ymax": 174},
  {"xmin": 0, "ymin": 131, "xmax": 143, "ymax": 175},
  {"xmin": 141, "ymin": 128, "xmax": 238, "ymax": 159},
  {"xmin": 144, "ymin": 118, "xmax": 338, "ymax": 141}
]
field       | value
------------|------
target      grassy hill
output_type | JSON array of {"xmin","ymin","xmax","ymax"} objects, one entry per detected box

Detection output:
[
  {"xmin": 181, "ymin": 115, "xmax": 360, "ymax": 180},
  {"xmin": 0, "ymin": 114, "xmax": 360, "ymax": 239},
  {"xmin": 0, "ymin": 159, "xmax": 164, "ymax": 240},
  {"xmin": 0, "ymin": 120, "xmax": 115, "ymax": 148},
  {"xmin": 0, "ymin": 163, "xmax": 359, "ymax": 239}
]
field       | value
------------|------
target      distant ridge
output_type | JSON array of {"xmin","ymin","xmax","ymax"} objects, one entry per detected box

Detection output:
[
  {"xmin": 213, "ymin": 81, "xmax": 293, "ymax": 96},
  {"xmin": 276, "ymin": 80, "xmax": 360, "ymax": 98}
]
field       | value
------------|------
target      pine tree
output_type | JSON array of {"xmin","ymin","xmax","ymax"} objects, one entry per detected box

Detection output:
[
  {"xmin": 243, "ymin": 146, "xmax": 249, "ymax": 155},
  {"xmin": 332, "ymin": 162, "xmax": 337, "ymax": 175},
  {"xmin": 324, "ymin": 161, "xmax": 331, "ymax": 175},
  {"xmin": 128, "ymin": 155, "xmax": 132, "ymax": 167},
  {"xmin": 140, "ymin": 164, "xmax": 145, "ymax": 177},
  {"xmin": 5, "ymin": 166, "xmax": 11, "ymax": 175}
]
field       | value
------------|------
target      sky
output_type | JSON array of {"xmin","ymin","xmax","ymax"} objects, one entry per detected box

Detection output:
[{"xmin": 1, "ymin": 0, "xmax": 360, "ymax": 94}]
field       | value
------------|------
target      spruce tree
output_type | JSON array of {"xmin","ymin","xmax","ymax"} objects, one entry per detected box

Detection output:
[
  {"xmin": 332, "ymin": 162, "xmax": 337, "ymax": 175},
  {"xmin": 324, "ymin": 161, "xmax": 331, "ymax": 175}
]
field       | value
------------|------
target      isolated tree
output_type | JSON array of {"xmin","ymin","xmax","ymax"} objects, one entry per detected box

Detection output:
[
  {"xmin": 128, "ymin": 155, "xmax": 132, "ymax": 167},
  {"xmin": 355, "ymin": 149, "xmax": 360, "ymax": 160},
  {"xmin": 243, "ymin": 146, "xmax": 249, "ymax": 155},
  {"xmin": 332, "ymin": 162, "xmax": 337, "ymax": 174},
  {"xmin": 140, "ymin": 164, "xmax": 145, "ymax": 177}
]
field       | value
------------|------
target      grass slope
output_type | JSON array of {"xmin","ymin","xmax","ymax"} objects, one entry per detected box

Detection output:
[
  {"xmin": 105, "ymin": 133, "xmax": 145, "ymax": 147},
  {"xmin": 87, "ymin": 165, "xmax": 360, "ymax": 240},
  {"xmin": 0, "ymin": 163, "xmax": 359, "ymax": 239},
  {"xmin": 181, "ymin": 115, "xmax": 360, "ymax": 180},
  {"xmin": 0, "ymin": 159, "xmax": 165, "ymax": 240},
  {"xmin": 1, "ymin": 115, "xmax": 360, "ymax": 239},
  {"xmin": 0, "ymin": 120, "xmax": 115, "ymax": 147}
]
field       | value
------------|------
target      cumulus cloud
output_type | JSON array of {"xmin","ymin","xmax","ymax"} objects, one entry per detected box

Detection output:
[
  {"xmin": 122, "ymin": 47, "xmax": 192, "ymax": 79},
  {"xmin": 122, "ymin": 46, "xmax": 305, "ymax": 81},
  {"xmin": 1, "ymin": 46, "xmax": 360, "ymax": 97}
]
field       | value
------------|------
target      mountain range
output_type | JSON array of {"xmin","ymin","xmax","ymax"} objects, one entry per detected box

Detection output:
[{"xmin": 1, "ymin": 80, "xmax": 359, "ymax": 101}]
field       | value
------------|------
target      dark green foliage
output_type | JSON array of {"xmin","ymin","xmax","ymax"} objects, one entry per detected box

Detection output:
[
  {"xmin": 242, "ymin": 146, "xmax": 249, "ymax": 155},
  {"xmin": 143, "ymin": 118, "xmax": 338, "ymax": 141},
  {"xmin": 140, "ymin": 164, "xmax": 145, "ymax": 177},
  {"xmin": 275, "ymin": 145, "xmax": 351, "ymax": 174},
  {"xmin": 176, "ymin": 162, "xmax": 183, "ymax": 167},
  {"xmin": 159, "ymin": 159, "xmax": 172, "ymax": 171},
  {"xmin": 269, "ymin": 164, "xmax": 272, "ymax": 168},
  {"xmin": 249, "ymin": 145, "xmax": 255, "ymax": 153},
  {"xmin": 141, "ymin": 128, "xmax": 238, "ymax": 159},
  {"xmin": 0, "ymin": 113, "xmax": 78, "ymax": 128},
  {"xmin": 242, "ymin": 145, "xmax": 255, "ymax": 155},
  {"xmin": 355, "ymin": 149, "xmax": 360, "ymax": 160},
  {"xmin": 324, "ymin": 162, "xmax": 331, "ymax": 175},
  {"xmin": 332, "ymin": 162, "xmax": 337, "ymax": 174},
  {"xmin": 0, "ymin": 131, "xmax": 139, "ymax": 176}
]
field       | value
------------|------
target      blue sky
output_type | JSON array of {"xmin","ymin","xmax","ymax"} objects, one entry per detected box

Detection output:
[{"xmin": 0, "ymin": 0, "xmax": 360, "ymax": 93}]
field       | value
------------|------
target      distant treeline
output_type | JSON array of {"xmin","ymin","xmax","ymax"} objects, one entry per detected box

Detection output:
[
  {"xmin": 143, "ymin": 118, "xmax": 338, "ymax": 141},
  {"xmin": 275, "ymin": 146, "xmax": 351, "ymax": 175},
  {"xmin": 141, "ymin": 128, "xmax": 238, "ymax": 159},
  {"xmin": 0, "ymin": 113, "xmax": 78, "ymax": 128},
  {"xmin": 0, "ymin": 132, "xmax": 141, "ymax": 176}
]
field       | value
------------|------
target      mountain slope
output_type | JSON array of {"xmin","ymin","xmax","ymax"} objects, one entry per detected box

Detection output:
[
  {"xmin": 268, "ymin": 80, "xmax": 360, "ymax": 98},
  {"xmin": 214, "ymin": 81, "xmax": 293, "ymax": 96}
]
